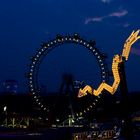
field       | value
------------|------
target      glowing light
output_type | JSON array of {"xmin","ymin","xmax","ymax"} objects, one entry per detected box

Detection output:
[
  {"xmin": 56, "ymin": 119, "xmax": 60, "ymax": 122},
  {"xmin": 78, "ymin": 30, "xmax": 140, "ymax": 98},
  {"xmin": 73, "ymin": 38, "xmax": 76, "ymax": 41},
  {"xmin": 28, "ymin": 34, "xmax": 109, "ymax": 119},
  {"xmin": 98, "ymin": 96, "xmax": 101, "ymax": 98},
  {"xmin": 3, "ymin": 106, "xmax": 7, "ymax": 112},
  {"xmin": 122, "ymin": 30, "xmax": 140, "ymax": 60},
  {"xmin": 71, "ymin": 119, "xmax": 75, "ymax": 123}
]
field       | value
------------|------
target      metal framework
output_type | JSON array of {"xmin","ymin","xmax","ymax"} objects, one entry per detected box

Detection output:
[{"xmin": 28, "ymin": 34, "xmax": 109, "ymax": 121}]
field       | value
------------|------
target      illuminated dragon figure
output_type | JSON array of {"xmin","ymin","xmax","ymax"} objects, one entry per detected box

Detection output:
[{"xmin": 78, "ymin": 30, "xmax": 140, "ymax": 97}]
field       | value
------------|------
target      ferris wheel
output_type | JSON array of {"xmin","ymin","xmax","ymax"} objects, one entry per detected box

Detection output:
[{"xmin": 28, "ymin": 34, "xmax": 109, "ymax": 124}]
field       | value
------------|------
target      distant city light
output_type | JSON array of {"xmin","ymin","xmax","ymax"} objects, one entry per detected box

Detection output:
[{"xmin": 3, "ymin": 106, "xmax": 7, "ymax": 112}]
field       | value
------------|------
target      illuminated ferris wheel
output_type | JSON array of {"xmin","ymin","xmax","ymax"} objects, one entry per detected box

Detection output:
[{"xmin": 28, "ymin": 34, "xmax": 109, "ymax": 123}]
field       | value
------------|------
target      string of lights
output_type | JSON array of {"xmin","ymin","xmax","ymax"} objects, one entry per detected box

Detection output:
[{"xmin": 28, "ymin": 34, "xmax": 109, "ymax": 122}]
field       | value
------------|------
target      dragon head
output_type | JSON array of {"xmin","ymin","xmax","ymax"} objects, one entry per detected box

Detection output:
[
  {"xmin": 78, "ymin": 85, "xmax": 94, "ymax": 97},
  {"xmin": 78, "ymin": 89, "xmax": 87, "ymax": 98}
]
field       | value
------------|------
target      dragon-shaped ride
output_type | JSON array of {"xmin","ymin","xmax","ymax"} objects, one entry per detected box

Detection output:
[{"xmin": 78, "ymin": 30, "xmax": 140, "ymax": 97}]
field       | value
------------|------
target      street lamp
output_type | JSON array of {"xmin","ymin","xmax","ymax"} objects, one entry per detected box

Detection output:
[{"xmin": 3, "ymin": 106, "xmax": 7, "ymax": 112}]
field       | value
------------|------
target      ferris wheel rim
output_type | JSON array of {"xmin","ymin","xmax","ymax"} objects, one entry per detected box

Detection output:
[{"xmin": 28, "ymin": 33, "xmax": 109, "ymax": 121}]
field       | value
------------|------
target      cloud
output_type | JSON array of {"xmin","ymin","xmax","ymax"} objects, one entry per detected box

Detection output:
[
  {"xmin": 109, "ymin": 9, "xmax": 128, "ymax": 17},
  {"xmin": 84, "ymin": 9, "xmax": 128, "ymax": 25},
  {"xmin": 85, "ymin": 17, "xmax": 104, "ymax": 24}
]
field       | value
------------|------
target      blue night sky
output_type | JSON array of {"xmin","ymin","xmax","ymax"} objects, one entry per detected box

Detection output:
[{"xmin": 0, "ymin": 0, "xmax": 140, "ymax": 93}]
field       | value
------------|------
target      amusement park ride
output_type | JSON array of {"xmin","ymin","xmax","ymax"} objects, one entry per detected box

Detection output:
[
  {"xmin": 28, "ymin": 30, "xmax": 140, "ymax": 118},
  {"xmin": 78, "ymin": 30, "xmax": 140, "ymax": 98},
  {"xmin": 1, "ymin": 30, "xmax": 139, "ymax": 139},
  {"xmin": 76, "ymin": 30, "xmax": 140, "ymax": 139},
  {"xmin": 27, "ymin": 30, "xmax": 140, "ymax": 139},
  {"xmin": 28, "ymin": 33, "xmax": 109, "ymax": 120}
]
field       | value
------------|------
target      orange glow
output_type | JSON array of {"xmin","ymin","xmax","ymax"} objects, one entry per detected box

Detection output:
[
  {"xmin": 122, "ymin": 30, "xmax": 140, "ymax": 60},
  {"xmin": 78, "ymin": 55, "xmax": 122, "ymax": 96},
  {"xmin": 78, "ymin": 30, "xmax": 140, "ymax": 97}
]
